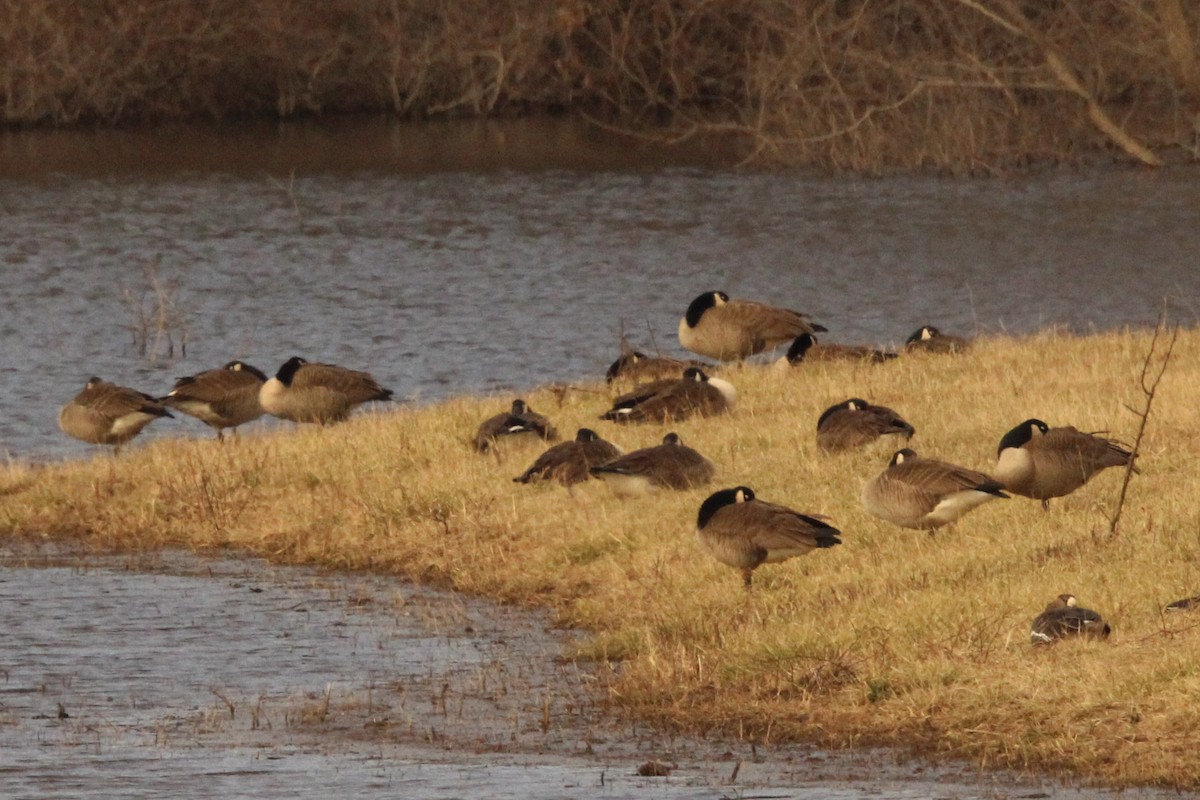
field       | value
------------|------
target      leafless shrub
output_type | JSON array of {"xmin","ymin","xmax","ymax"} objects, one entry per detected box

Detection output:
[{"xmin": 120, "ymin": 257, "xmax": 189, "ymax": 363}]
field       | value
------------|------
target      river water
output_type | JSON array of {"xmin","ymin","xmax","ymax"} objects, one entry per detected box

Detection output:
[
  {"xmin": 2, "ymin": 120, "xmax": 1199, "ymax": 798},
  {"xmin": 1, "ymin": 119, "xmax": 1198, "ymax": 461}
]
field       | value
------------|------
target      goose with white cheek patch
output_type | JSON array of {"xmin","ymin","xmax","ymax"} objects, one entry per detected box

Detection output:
[
  {"xmin": 678, "ymin": 290, "xmax": 826, "ymax": 361},
  {"xmin": 861, "ymin": 448, "xmax": 1008, "ymax": 531},
  {"xmin": 903, "ymin": 325, "xmax": 969, "ymax": 354},
  {"xmin": 816, "ymin": 398, "xmax": 915, "ymax": 453},
  {"xmin": 1030, "ymin": 594, "xmax": 1111, "ymax": 645},
  {"xmin": 161, "ymin": 360, "xmax": 267, "ymax": 441},
  {"xmin": 696, "ymin": 486, "xmax": 841, "ymax": 589},
  {"xmin": 259, "ymin": 356, "xmax": 393, "ymax": 425},
  {"xmin": 59, "ymin": 377, "xmax": 173, "ymax": 453},
  {"xmin": 590, "ymin": 432, "xmax": 715, "ymax": 496},
  {"xmin": 600, "ymin": 367, "xmax": 736, "ymax": 424},
  {"xmin": 994, "ymin": 418, "xmax": 1135, "ymax": 510}
]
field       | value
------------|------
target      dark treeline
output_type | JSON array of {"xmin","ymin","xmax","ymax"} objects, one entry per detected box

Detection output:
[{"xmin": 3, "ymin": 0, "xmax": 1197, "ymax": 169}]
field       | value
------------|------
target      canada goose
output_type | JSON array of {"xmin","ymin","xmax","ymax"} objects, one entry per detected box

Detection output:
[
  {"xmin": 590, "ymin": 432, "xmax": 716, "ymax": 496},
  {"xmin": 903, "ymin": 325, "xmax": 969, "ymax": 354},
  {"xmin": 780, "ymin": 333, "xmax": 898, "ymax": 366},
  {"xmin": 678, "ymin": 291, "xmax": 826, "ymax": 361},
  {"xmin": 259, "ymin": 356, "xmax": 393, "ymax": 424},
  {"xmin": 161, "ymin": 360, "xmax": 267, "ymax": 440},
  {"xmin": 605, "ymin": 349, "xmax": 710, "ymax": 385},
  {"xmin": 58, "ymin": 377, "xmax": 173, "ymax": 452},
  {"xmin": 1030, "ymin": 594, "xmax": 1111, "ymax": 644},
  {"xmin": 696, "ymin": 486, "xmax": 841, "ymax": 588},
  {"xmin": 600, "ymin": 367, "xmax": 736, "ymax": 424},
  {"xmin": 861, "ymin": 448, "xmax": 1008, "ymax": 531},
  {"xmin": 1165, "ymin": 594, "xmax": 1200, "ymax": 612},
  {"xmin": 816, "ymin": 398, "xmax": 915, "ymax": 453},
  {"xmin": 513, "ymin": 428, "xmax": 622, "ymax": 486},
  {"xmin": 994, "ymin": 418, "xmax": 1135, "ymax": 510},
  {"xmin": 474, "ymin": 399, "xmax": 558, "ymax": 453}
]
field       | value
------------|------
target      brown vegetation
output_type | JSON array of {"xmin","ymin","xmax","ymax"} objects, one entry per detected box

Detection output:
[
  {"xmin": 4, "ymin": 328, "xmax": 1200, "ymax": 787},
  {"xmin": 2, "ymin": 1, "xmax": 1197, "ymax": 169}
]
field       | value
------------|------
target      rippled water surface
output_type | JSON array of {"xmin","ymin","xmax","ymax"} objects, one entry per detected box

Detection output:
[
  {"xmin": 1, "ymin": 546, "xmax": 1187, "ymax": 800},
  {"xmin": 2, "ymin": 122, "xmax": 1198, "ymax": 459}
]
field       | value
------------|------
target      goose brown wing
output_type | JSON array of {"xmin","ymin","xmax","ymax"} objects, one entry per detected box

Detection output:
[
  {"xmin": 738, "ymin": 501, "xmax": 842, "ymax": 553},
  {"xmin": 721, "ymin": 299, "xmax": 820, "ymax": 341},
  {"xmin": 89, "ymin": 383, "xmax": 170, "ymax": 420},
  {"xmin": 1037, "ymin": 427, "xmax": 1133, "ymax": 471},
  {"xmin": 292, "ymin": 363, "xmax": 392, "ymax": 403},
  {"xmin": 891, "ymin": 458, "xmax": 1003, "ymax": 496}
]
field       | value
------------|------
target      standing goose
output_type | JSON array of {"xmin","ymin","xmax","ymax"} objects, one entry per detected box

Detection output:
[
  {"xmin": 600, "ymin": 367, "xmax": 736, "ymax": 424},
  {"xmin": 861, "ymin": 448, "xmax": 1008, "ymax": 531},
  {"xmin": 1030, "ymin": 594, "xmax": 1112, "ymax": 645},
  {"xmin": 161, "ymin": 360, "xmax": 267, "ymax": 440},
  {"xmin": 58, "ymin": 377, "xmax": 173, "ymax": 452},
  {"xmin": 696, "ymin": 486, "xmax": 841, "ymax": 589},
  {"xmin": 473, "ymin": 399, "xmax": 558, "ymax": 453},
  {"xmin": 606, "ymin": 349, "xmax": 710, "ymax": 385},
  {"xmin": 259, "ymin": 356, "xmax": 393, "ymax": 425},
  {"xmin": 994, "ymin": 418, "xmax": 1135, "ymax": 510},
  {"xmin": 903, "ymin": 325, "xmax": 970, "ymax": 354},
  {"xmin": 779, "ymin": 333, "xmax": 898, "ymax": 366},
  {"xmin": 678, "ymin": 291, "xmax": 826, "ymax": 361},
  {"xmin": 590, "ymin": 432, "xmax": 716, "ymax": 496},
  {"xmin": 513, "ymin": 428, "xmax": 622, "ymax": 486},
  {"xmin": 816, "ymin": 398, "xmax": 915, "ymax": 453}
]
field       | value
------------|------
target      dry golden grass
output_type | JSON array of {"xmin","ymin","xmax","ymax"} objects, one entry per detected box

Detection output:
[
  {"xmin": 2, "ymin": 0, "xmax": 1197, "ymax": 169},
  {"xmin": 4, "ymin": 327, "xmax": 1200, "ymax": 786}
]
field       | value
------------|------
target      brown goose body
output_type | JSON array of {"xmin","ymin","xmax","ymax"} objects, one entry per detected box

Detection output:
[
  {"xmin": 816, "ymin": 398, "xmax": 915, "ymax": 453},
  {"xmin": 994, "ymin": 419, "xmax": 1134, "ymax": 509},
  {"xmin": 600, "ymin": 367, "xmax": 735, "ymax": 424},
  {"xmin": 861, "ymin": 448, "xmax": 1008, "ymax": 530},
  {"xmin": 259, "ymin": 356, "xmax": 392, "ymax": 424},
  {"xmin": 474, "ymin": 399, "xmax": 558, "ymax": 453},
  {"xmin": 696, "ymin": 486, "xmax": 841, "ymax": 588},
  {"xmin": 513, "ymin": 428, "xmax": 622, "ymax": 486},
  {"xmin": 606, "ymin": 350, "xmax": 710, "ymax": 385},
  {"xmin": 59, "ymin": 377, "xmax": 173, "ymax": 450},
  {"xmin": 903, "ymin": 325, "xmax": 969, "ymax": 354},
  {"xmin": 781, "ymin": 334, "xmax": 898, "ymax": 366},
  {"xmin": 1030, "ymin": 594, "xmax": 1111, "ymax": 645},
  {"xmin": 161, "ymin": 360, "xmax": 267, "ymax": 439},
  {"xmin": 678, "ymin": 291, "xmax": 826, "ymax": 361},
  {"xmin": 590, "ymin": 432, "xmax": 715, "ymax": 496}
]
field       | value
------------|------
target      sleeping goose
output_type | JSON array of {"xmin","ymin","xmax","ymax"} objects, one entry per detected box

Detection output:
[
  {"xmin": 678, "ymin": 291, "xmax": 826, "ymax": 361},
  {"xmin": 590, "ymin": 432, "xmax": 715, "ymax": 496},
  {"xmin": 903, "ymin": 325, "xmax": 969, "ymax": 354},
  {"xmin": 259, "ymin": 356, "xmax": 392, "ymax": 425},
  {"xmin": 600, "ymin": 367, "xmax": 736, "ymax": 424},
  {"xmin": 861, "ymin": 448, "xmax": 1008, "ymax": 531},
  {"xmin": 474, "ymin": 399, "xmax": 558, "ymax": 453},
  {"xmin": 780, "ymin": 333, "xmax": 898, "ymax": 366},
  {"xmin": 816, "ymin": 398, "xmax": 915, "ymax": 453},
  {"xmin": 513, "ymin": 428, "xmax": 622, "ymax": 486},
  {"xmin": 605, "ymin": 349, "xmax": 710, "ymax": 385},
  {"xmin": 994, "ymin": 418, "xmax": 1135, "ymax": 510},
  {"xmin": 161, "ymin": 360, "xmax": 267, "ymax": 440},
  {"xmin": 59, "ymin": 377, "xmax": 173, "ymax": 452},
  {"xmin": 1030, "ymin": 594, "xmax": 1111, "ymax": 644},
  {"xmin": 696, "ymin": 486, "xmax": 841, "ymax": 588}
]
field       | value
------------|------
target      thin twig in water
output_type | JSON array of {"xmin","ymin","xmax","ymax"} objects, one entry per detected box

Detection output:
[{"xmin": 1109, "ymin": 310, "xmax": 1178, "ymax": 537}]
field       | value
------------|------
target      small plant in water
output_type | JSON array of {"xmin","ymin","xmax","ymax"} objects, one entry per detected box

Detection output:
[{"xmin": 120, "ymin": 257, "xmax": 189, "ymax": 362}]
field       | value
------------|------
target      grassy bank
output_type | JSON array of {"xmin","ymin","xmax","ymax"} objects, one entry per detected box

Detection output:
[
  {"xmin": 4, "ymin": 327, "xmax": 1200, "ymax": 787},
  {"xmin": 3, "ymin": 1, "xmax": 1198, "ymax": 170}
]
